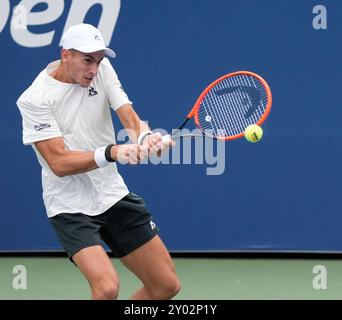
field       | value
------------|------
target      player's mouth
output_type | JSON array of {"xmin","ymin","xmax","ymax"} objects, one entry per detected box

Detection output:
[{"xmin": 84, "ymin": 77, "xmax": 93, "ymax": 82}]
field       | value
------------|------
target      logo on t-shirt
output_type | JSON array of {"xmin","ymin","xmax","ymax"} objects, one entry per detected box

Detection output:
[
  {"xmin": 34, "ymin": 123, "xmax": 51, "ymax": 131},
  {"xmin": 88, "ymin": 86, "xmax": 98, "ymax": 97}
]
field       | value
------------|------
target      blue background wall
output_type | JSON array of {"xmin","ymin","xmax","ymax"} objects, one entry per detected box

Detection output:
[{"xmin": 1, "ymin": 0, "xmax": 341, "ymax": 252}]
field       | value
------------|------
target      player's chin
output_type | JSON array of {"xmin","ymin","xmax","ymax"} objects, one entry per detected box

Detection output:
[{"xmin": 79, "ymin": 77, "xmax": 93, "ymax": 87}]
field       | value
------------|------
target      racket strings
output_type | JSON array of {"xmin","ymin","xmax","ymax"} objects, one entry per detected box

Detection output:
[
  {"xmin": 197, "ymin": 74, "xmax": 269, "ymax": 138},
  {"xmin": 242, "ymin": 75, "xmax": 267, "ymax": 121}
]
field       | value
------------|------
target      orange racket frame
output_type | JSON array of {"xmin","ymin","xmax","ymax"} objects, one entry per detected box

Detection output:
[{"xmin": 184, "ymin": 71, "xmax": 273, "ymax": 141}]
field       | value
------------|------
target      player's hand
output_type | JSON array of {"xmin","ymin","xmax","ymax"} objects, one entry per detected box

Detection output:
[
  {"xmin": 144, "ymin": 132, "xmax": 175, "ymax": 157},
  {"xmin": 115, "ymin": 144, "xmax": 148, "ymax": 165}
]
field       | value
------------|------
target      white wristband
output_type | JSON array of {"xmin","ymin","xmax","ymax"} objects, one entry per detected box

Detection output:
[
  {"xmin": 94, "ymin": 146, "xmax": 110, "ymax": 168},
  {"xmin": 137, "ymin": 130, "xmax": 153, "ymax": 145}
]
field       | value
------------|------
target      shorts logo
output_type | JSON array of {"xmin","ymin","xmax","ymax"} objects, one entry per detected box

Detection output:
[
  {"xmin": 34, "ymin": 123, "xmax": 51, "ymax": 131},
  {"xmin": 150, "ymin": 221, "xmax": 156, "ymax": 230}
]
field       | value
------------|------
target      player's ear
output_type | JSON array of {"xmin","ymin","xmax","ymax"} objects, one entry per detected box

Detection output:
[
  {"xmin": 61, "ymin": 49, "xmax": 67, "ymax": 63},
  {"xmin": 61, "ymin": 49, "xmax": 72, "ymax": 63}
]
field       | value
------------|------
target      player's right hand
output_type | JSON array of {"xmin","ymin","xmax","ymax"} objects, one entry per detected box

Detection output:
[{"xmin": 114, "ymin": 144, "xmax": 148, "ymax": 165}]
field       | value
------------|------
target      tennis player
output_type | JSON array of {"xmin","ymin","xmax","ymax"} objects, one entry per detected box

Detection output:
[{"xmin": 16, "ymin": 23, "xmax": 180, "ymax": 300}]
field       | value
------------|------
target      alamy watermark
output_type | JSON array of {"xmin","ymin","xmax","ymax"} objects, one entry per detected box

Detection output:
[
  {"xmin": 12, "ymin": 265, "xmax": 27, "ymax": 290},
  {"xmin": 313, "ymin": 5, "xmax": 327, "ymax": 30},
  {"xmin": 116, "ymin": 127, "xmax": 226, "ymax": 176},
  {"xmin": 312, "ymin": 265, "xmax": 327, "ymax": 290}
]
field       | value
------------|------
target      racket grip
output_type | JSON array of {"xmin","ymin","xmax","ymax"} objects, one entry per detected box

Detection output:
[{"xmin": 161, "ymin": 134, "xmax": 172, "ymax": 145}]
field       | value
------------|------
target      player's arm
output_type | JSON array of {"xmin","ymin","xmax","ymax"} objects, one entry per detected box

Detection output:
[
  {"xmin": 115, "ymin": 103, "xmax": 151, "ymax": 143},
  {"xmin": 35, "ymin": 136, "xmax": 147, "ymax": 177},
  {"xmin": 35, "ymin": 137, "xmax": 98, "ymax": 177},
  {"xmin": 116, "ymin": 104, "xmax": 172, "ymax": 155}
]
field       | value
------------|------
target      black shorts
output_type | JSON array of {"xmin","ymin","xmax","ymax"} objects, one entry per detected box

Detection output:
[{"xmin": 49, "ymin": 193, "xmax": 159, "ymax": 262}]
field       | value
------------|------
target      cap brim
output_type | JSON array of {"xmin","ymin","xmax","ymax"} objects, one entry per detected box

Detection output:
[
  {"xmin": 104, "ymin": 48, "xmax": 116, "ymax": 58},
  {"xmin": 72, "ymin": 45, "xmax": 116, "ymax": 58}
]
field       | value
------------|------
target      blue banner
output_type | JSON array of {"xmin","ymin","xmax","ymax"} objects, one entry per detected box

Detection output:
[{"xmin": 1, "ymin": 0, "xmax": 341, "ymax": 252}]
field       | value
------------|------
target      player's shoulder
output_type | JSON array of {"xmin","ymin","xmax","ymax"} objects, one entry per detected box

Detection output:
[
  {"xmin": 17, "ymin": 67, "xmax": 51, "ymax": 109},
  {"xmin": 101, "ymin": 57, "xmax": 112, "ymax": 67},
  {"xmin": 99, "ymin": 57, "xmax": 118, "ymax": 75}
]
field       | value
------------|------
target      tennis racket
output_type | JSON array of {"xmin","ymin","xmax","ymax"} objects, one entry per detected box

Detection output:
[{"xmin": 161, "ymin": 71, "xmax": 272, "ymax": 144}]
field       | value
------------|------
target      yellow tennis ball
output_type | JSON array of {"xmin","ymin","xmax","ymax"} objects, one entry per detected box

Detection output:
[{"xmin": 244, "ymin": 124, "xmax": 263, "ymax": 143}]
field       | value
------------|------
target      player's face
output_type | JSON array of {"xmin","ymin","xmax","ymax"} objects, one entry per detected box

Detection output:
[{"xmin": 64, "ymin": 49, "xmax": 105, "ymax": 87}]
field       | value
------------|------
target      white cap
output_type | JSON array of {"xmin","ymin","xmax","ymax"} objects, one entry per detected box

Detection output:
[{"xmin": 60, "ymin": 23, "xmax": 116, "ymax": 58}]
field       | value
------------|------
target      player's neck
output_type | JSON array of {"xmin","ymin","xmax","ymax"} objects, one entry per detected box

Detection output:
[{"xmin": 51, "ymin": 62, "xmax": 76, "ymax": 84}]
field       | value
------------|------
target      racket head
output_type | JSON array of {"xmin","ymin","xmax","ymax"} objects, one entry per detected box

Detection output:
[{"xmin": 189, "ymin": 71, "xmax": 272, "ymax": 140}]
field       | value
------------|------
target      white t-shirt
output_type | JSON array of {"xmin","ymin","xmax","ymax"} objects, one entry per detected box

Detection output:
[{"xmin": 17, "ymin": 58, "xmax": 130, "ymax": 217}]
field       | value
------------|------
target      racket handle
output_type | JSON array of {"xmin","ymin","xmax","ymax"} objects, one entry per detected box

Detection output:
[{"xmin": 161, "ymin": 134, "xmax": 172, "ymax": 145}]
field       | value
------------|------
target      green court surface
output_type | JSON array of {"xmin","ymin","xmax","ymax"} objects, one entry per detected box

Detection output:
[{"xmin": 0, "ymin": 257, "xmax": 341, "ymax": 300}]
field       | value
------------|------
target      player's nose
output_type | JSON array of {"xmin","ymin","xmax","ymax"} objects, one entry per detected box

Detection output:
[{"xmin": 89, "ymin": 64, "xmax": 99, "ymax": 77}]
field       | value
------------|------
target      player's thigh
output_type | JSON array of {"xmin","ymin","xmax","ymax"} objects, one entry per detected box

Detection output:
[
  {"xmin": 120, "ymin": 235, "xmax": 177, "ymax": 286},
  {"xmin": 73, "ymin": 245, "xmax": 119, "ymax": 287}
]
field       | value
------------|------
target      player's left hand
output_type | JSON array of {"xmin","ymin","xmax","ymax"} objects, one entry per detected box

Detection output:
[{"xmin": 144, "ymin": 132, "xmax": 175, "ymax": 157}]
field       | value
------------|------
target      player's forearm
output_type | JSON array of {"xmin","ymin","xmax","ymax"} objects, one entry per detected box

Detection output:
[
  {"xmin": 125, "ymin": 120, "xmax": 151, "ymax": 144},
  {"xmin": 45, "ymin": 143, "xmax": 149, "ymax": 176},
  {"xmin": 136, "ymin": 120, "xmax": 151, "ymax": 142},
  {"xmin": 49, "ymin": 150, "xmax": 98, "ymax": 177},
  {"xmin": 116, "ymin": 105, "xmax": 151, "ymax": 143}
]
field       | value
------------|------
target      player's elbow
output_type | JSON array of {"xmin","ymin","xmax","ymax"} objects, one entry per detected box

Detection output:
[
  {"xmin": 54, "ymin": 170, "xmax": 67, "ymax": 178},
  {"xmin": 49, "ymin": 158, "xmax": 68, "ymax": 177},
  {"xmin": 45, "ymin": 151, "xmax": 70, "ymax": 177},
  {"xmin": 35, "ymin": 140, "xmax": 71, "ymax": 177},
  {"xmin": 50, "ymin": 164, "xmax": 67, "ymax": 178}
]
